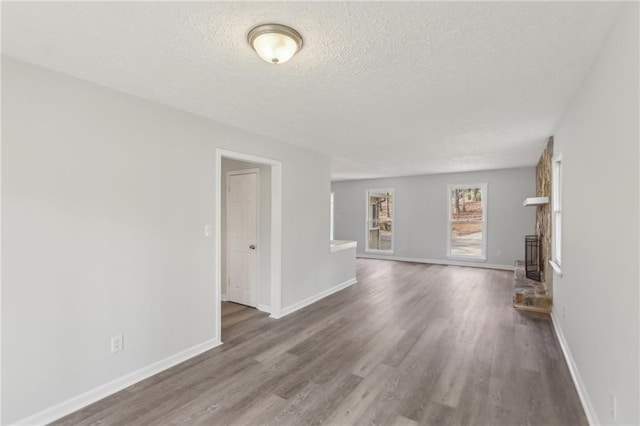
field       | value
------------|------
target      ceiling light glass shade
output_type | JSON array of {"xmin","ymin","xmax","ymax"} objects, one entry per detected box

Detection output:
[{"xmin": 248, "ymin": 24, "xmax": 303, "ymax": 65}]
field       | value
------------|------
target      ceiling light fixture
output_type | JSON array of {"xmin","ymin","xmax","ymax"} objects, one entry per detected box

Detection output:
[{"xmin": 247, "ymin": 23, "xmax": 303, "ymax": 65}]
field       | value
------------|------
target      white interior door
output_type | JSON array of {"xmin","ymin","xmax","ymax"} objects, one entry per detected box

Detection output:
[{"xmin": 227, "ymin": 171, "xmax": 258, "ymax": 307}]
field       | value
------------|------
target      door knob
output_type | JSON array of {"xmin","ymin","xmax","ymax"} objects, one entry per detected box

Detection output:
[{"xmin": 249, "ymin": 244, "xmax": 256, "ymax": 250}]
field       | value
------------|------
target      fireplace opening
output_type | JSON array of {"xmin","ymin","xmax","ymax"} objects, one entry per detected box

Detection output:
[{"xmin": 525, "ymin": 235, "xmax": 542, "ymax": 281}]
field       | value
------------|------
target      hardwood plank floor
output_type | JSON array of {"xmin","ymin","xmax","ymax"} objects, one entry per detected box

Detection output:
[{"xmin": 53, "ymin": 259, "xmax": 587, "ymax": 425}]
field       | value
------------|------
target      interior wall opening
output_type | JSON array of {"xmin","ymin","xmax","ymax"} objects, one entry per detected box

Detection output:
[
  {"xmin": 216, "ymin": 149, "xmax": 282, "ymax": 344},
  {"xmin": 221, "ymin": 158, "xmax": 271, "ymax": 340}
]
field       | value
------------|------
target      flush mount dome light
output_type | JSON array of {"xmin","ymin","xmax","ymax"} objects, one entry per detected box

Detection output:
[{"xmin": 247, "ymin": 23, "xmax": 303, "ymax": 65}]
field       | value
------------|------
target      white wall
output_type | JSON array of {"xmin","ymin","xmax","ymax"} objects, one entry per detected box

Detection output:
[
  {"xmin": 331, "ymin": 168, "xmax": 536, "ymax": 268},
  {"xmin": 329, "ymin": 246, "xmax": 357, "ymax": 289},
  {"xmin": 552, "ymin": 3, "xmax": 639, "ymax": 425},
  {"xmin": 221, "ymin": 158, "xmax": 271, "ymax": 308},
  {"xmin": 1, "ymin": 57, "xmax": 333, "ymax": 424},
  {"xmin": 280, "ymin": 156, "xmax": 334, "ymax": 308}
]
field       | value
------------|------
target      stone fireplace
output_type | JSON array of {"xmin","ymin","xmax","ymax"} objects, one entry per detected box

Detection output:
[{"xmin": 513, "ymin": 138, "xmax": 553, "ymax": 313}]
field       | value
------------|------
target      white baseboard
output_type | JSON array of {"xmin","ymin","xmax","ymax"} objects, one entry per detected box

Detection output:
[
  {"xmin": 14, "ymin": 338, "xmax": 222, "ymax": 426},
  {"xmin": 270, "ymin": 277, "xmax": 357, "ymax": 319},
  {"xmin": 221, "ymin": 294, "xmax": 228, "ymax": 302},
  {"xmin": 550, "ymin": 311, "xmax": 598, "ymax": 425},
  {"xmin": 357, "ymin": 253, "xmax": 515, "ymax": 271},
  {"xmin": 257, "ymin": 304, "xmax": 272, "ymax": 314}
]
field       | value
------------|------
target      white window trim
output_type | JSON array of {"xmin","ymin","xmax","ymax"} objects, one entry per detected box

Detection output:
[
  {"xmin": 550, "ymin": 154, "xmax": 563, "ymax": 276},
  {"xmin": 330, "ymin": 192, "xmax": 335, "ymax": 240},
  {"xmin": 365, "ymin": 188, "xmax": 395, "ymax": 254},
  {"xmin": 446, "ymin": 183, "xmax": 488, "ymax": 262}
]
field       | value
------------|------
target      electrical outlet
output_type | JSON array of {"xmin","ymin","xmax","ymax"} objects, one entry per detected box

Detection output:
[
  {"xmin": 111, "ymin": 334, "xmax": 124, "ymax": 354},
  {"xmin": 204, "ymin": 224, "xmax": 212, "ymax": 237},
  {"xmin": 609, "ymin": 394, "xmax": 617, "ymax": 420},
  {"xmin": 562, "ymin": 305, "xmax": 567, "ymax": 320},
  {"xmin": 496, "ymin": 250, "xmax": 502, "ymax": 257}
]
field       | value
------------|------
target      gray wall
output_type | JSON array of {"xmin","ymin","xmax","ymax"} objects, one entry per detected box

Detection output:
[
  {"xmin": 552, "ymin": 3, "xmax": 639, "ymax": 424},
  {"xmin": 1, "ymin": 57, "xmax": 333, "ymax": 423},
  {"xmin": 221, "ymin": 158, "xmax": 271, "ymax": 308},
  {"xmin": 332, "ymin": 167, "xmax": 536, "ymax": 267}
]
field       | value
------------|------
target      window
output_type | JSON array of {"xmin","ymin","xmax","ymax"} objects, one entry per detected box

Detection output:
[
  {"xmin": 330, "ymin": 192, "xmax": 335, "ymax": 240},
  {"xmin": 448, "ymin": 184, "xmax": 487, "ymax": 260},
  {"xmin": 366, "ymin": 189, "xmax": 394, "ymax": 253},
  {"xmin": 551, "ymin": 157, "xmax": 563, "ymax": 272}
]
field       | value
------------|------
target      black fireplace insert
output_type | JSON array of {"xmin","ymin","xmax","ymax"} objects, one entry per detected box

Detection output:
[{"xmin": 525, "ymin": 235, "xmax": 542, "ymax": 281}]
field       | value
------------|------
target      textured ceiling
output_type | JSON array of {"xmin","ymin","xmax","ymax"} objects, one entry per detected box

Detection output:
[{"xmin": 1, "ymin": 2, "xmax": 622, "ymax": 180}]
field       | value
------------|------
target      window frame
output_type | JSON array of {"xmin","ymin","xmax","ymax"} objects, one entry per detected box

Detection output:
[
  {"xmin": 550, "ymin": 155, "xmax": 563, "ymax": 275},
  {"xmin": 446, "ymin": 183, "xmax": 488, "ymax": 261},
  {"xmin": 330, "ymin": 192, "xmax": 335, "ymax": 240},
  {"xmin": 365, "ymin": 188, "xmax": 395, "ymax": 254}
]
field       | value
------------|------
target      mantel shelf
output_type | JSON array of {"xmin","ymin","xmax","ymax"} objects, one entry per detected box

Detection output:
[{"xmin": 523, "ymin": 197, "xmax": 549, "ymax": 207}]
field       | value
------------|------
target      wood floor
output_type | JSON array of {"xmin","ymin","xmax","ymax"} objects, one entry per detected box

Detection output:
[{"xmin": 54, "ymin": 259, "xmax": 587, "ymax": 425}]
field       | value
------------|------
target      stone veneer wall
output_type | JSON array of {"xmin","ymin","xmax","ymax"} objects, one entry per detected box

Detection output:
[{"xmin": 536, "ymin": 137, "xmax": 553, "ymax": 293}]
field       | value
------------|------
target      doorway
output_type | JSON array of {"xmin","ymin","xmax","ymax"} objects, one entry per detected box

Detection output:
[{"xmin": 215, "ymin": 149, "xmax": 282, "ymax": 344}]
